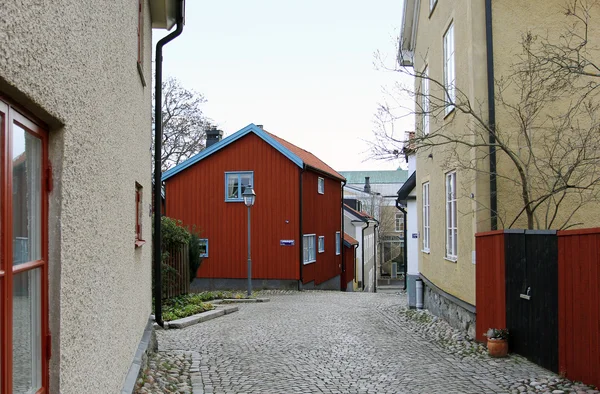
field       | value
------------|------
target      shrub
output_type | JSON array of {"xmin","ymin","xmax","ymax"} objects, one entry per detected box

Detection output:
[
  {"xmin": 153, "ymin": 216, "xmax": 192, "ymax": 297},
  {"xmin": 188, "ymin": 231, "xmax": 204, "ymax": 283}
]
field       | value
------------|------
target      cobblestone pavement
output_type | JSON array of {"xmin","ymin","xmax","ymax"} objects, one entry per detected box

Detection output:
[{"xmin": 139, "ymin": 291, "xmax": 597, "ymax": 394}]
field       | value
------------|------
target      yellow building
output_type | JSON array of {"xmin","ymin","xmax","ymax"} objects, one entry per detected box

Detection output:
[{"xmin": 400, "ymin": 0, "xmax": 600, "ymax": 337}]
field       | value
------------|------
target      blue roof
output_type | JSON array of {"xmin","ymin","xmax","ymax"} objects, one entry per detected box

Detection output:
[{"xmin": 162, "ymin": 123, "xmax": 304, "ymax": 181}]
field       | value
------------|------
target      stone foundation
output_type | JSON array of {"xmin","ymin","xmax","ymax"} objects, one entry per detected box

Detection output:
[
  {"xmin": 300, "ymin": 275, "xmax": 341, "ymax": 291},
  {"xmin": 191, "ymin": 278, "xmax": 300, "ymax": 292},
  {"xmin": 423, "ymin": 282, "xmax": 476, "ymax": 339}
]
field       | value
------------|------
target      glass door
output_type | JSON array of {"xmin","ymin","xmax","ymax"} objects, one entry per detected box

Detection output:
[{"xmin": 0, "ymin": 99, "xmax": 48, "ymax": 394}]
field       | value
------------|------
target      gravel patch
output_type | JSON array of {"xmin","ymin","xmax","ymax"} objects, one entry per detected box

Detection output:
[{"xmin": 134, "ymin": 351, "xmax": 193, "ymax": 394}]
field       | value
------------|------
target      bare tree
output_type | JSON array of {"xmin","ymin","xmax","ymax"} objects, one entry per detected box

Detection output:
[
  {"xmin": 152, "ymin": 77, "xmax": 213, "ymax": 172},
  {"xmin": 371, "ymin": 0, "xmax": 600, "ymax": 230}
]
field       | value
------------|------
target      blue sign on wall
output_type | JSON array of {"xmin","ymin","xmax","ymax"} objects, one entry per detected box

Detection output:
[
  {"xmin": 412, "ymin": 233, "xmax": 418, "ymax": 239},
  {"xmin": 280, "ymin": 240, "xmax": 295, "ymax": 246}
]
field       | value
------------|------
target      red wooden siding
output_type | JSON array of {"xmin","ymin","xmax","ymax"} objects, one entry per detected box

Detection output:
[
  {"xmin": 165, "ymin": 133, "xmax": 300, "ymax": 280},
  {"xmin": 301, "ymin": 171, "xmax": 342, "ymax": 285},
  {"xmin": 341, "ymin": 244, "xmax": 356, "ymax": 290},
  {"xmin": 557, "ymin": 229, "xmax": 600, "ymax": 388},
  {"xmin": 475, "ymin": 230, "xmax": 506, "ymax": 343}
]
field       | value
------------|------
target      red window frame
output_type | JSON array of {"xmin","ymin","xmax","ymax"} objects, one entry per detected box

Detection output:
[
  {"xmin": 136, "ymin": 0, "xmax": 146, "ymax": 86},
  {"xmin": 137, "ymin": 0, "xmax": 143, "ymax": 65},
  {"xmin": 0, "ymin": 96, "xmax": 50, "ymax": 394},
  {"xmin": 135, "ymin": 183, "xmax": 145, "ymax": 247}
]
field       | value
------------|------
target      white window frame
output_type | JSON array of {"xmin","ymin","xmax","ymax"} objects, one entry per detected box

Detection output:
[
  {"xmin": 225, "ymin": 171, "xmax": 254, "ymax": 202},
  {"xmin": 422, "ymin": 182, "xmax": 430, "ymax": 252},
  {"xmin": 318, "ymin": 236, "xmax": 325, "ymax": 253},
  {"xmin": 395, "ymin": 213, "xmax": 403, "ymax": 233},
  {"xmin": 335, "ymin": 231, "xmax": 341, "ymax": 255},
  {"xmin": 445, "ymin": 172, "xmax": 457, "ymax": 260},
  {"xmin": 199, "ymin": 239, "xmax": 209, "ymax": 257},
  {"xmin": 422, "ymin": 66, "xmax": 429, "ymax": 135},
  {"xmin": 430, "ymin": 0, "xmax": 438, "ymax": 12},
  {"xmin": 443, "ymin": 22, "xmax": 455, "ymax": 115},
  {"xmin": 303, "ymin": 234, "xmax": 316, "ymax": 264},
  {"xmin": 318, "ymin": 177, "xmax": 324, "ymax": 194}
]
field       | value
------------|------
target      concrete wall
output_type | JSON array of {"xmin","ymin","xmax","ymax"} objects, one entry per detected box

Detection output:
[{"xmin": 0, "ymin": 1, "xmax": 154, "ymax": 392}]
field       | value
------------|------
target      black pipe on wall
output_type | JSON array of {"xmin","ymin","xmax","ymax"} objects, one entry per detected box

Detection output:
[
  {"xmin": 485, "ymin": 0, "xmax": 498, "ymax": 230},
  {"xmin": 153, "ymin": 0, "xmax": 185, "ymax": 327}
]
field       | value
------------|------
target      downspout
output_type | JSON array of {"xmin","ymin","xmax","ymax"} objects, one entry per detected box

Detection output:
[
  {"xmin": 362, "ymin": 221, "xmax": 370, "ymax": 291},
  {"xmin": 373, "ymin": 219, "xmax": 379, "ymax": 293},
  {"xmin": 298, "ymin": 166, "xmax": 305, "ymax": 290},
  {"xmin": 153, "ymin": 0, "xmax": 185, "ymax": 327},
  {"xmin": 340, "ymin": 179, "xmax": 346, "ymax": 290},
  {"xmin": 485, "ymin": 0, "xmax": 498, "ymax": 230},
  {"xmin": 353, "ymin": 243, "xmax": 359, "ymax": 285},
  {"xmin": 396, "ymin": 200, "xmax": 408, "ymax": 291}
]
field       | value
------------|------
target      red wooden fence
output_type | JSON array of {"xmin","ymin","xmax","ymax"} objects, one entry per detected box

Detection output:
[
  {"xmin": 164, "ymin": 244, "xmax": 190, "ymax": 299},
  {"xmin": 475, "ymin": 231, "xmax": 506, "ymax": 343},
  {"xmin": 341, "ymin": 243, "xmax": 356, "ymax": 291},
  {"xmin": 557, "ymin": 228, "xmax": 600, "ymax": 388}
]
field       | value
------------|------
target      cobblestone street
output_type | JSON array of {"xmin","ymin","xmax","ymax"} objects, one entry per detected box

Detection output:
[{"xmin": 140, "ymin": 291, "xmax": 594, "ymax": 394}]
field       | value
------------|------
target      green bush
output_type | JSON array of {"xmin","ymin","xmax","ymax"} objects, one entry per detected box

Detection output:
[
  {"xmin": 153, "ymin": 216, "xmax": 192, "ymax": 297},
  {"xmin": 162, "ymin": 293, "xmax": 214, "ymax": 321},
  {"xmin": 188, "ymin": 231, "xmax": 204, "ymax": 283}
]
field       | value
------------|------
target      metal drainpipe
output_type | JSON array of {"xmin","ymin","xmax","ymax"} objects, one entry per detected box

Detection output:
[
  {"xmin": 153, "ymin": 0, "xmax": 185, "ymax": 327},
  {"xmin": 340, "ymin": 179, "xmax": 346, "ymax": 290},
  {"xmin": 362, "ymin": 221, "xmax": 369, "ymax": 291},
  {"xmin": 396, "ymin": 201, "xmax": 408, "ymax": 291},
  {"xmin": 485, "ymin": 0, "xmax": 498, "ymax": 230},
  {"xmin": 298, "ymin": 166, "xmax": 305, "ymax": 290},
  {"xmin": 373, "ymin": 219, "xmax": 379, "ymax": 293}
]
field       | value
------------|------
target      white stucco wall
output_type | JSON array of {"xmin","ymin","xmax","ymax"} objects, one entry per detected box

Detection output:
[
  {"xmin": 362, "ymin": 227, "xmax": 376, "ymax": 292},
  {"xmin": 1, "ymin": 1, "xmax": 154, "ymax": 393},
  {"xmin": 407, "ymin": 190, "xmax": 418, "ymax": 276}
]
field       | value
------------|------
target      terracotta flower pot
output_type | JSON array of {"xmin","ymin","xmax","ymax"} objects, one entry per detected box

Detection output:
[{"xmin": 487, "ymin": 338, "xmax": 508, "ymax": 357}]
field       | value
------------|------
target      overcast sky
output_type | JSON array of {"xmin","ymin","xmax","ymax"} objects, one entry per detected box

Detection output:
[{"xmin": 154, "ymin": 0, "xmax": 413, "ymax": 172}]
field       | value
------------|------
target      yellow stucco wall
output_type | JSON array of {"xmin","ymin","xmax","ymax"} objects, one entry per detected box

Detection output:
[
  {"xmin": 413, "ymin": 0, "xmax": 489, "ymax": 306},
  {"xmin": 412, "ymin": 0, "xmax": 600, "ymax": 306},
  {"xmin": 491, "ymin": 0, "xmax": 600, "ymax": 230}
]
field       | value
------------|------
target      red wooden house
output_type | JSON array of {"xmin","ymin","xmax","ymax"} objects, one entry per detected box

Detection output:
[{"xmin": 162, "ymin": 123, "xmax": 346, "ymax": 290}]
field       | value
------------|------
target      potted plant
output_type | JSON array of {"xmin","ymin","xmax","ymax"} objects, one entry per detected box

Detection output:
[{"xmin": 484, "ymin": 328, "xmax": 509, "ymax": 357}]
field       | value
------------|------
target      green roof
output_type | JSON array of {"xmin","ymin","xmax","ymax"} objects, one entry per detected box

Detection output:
[{"xmin": 339, "ymin": 169, "xmax": 408, "ymax": 184}]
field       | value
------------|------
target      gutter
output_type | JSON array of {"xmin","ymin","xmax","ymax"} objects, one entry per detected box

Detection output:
[
  {"xmin": 153, "ymin": 0, "xmax": 185, "ymax": 327},
  {"xmin": 373, "ymin": 218, "xmax": 379, "ymax": 293},
  {"xmin": 298, "ymin": 166, "xmax": 305, "ymax": 289},
  {"xmin": 396, "ymin": 200, "xmax": 408, "ymax": 291},
  {"xmin": 341, "ymin": 178, "xmax": 346, "ymax": 289},
  {"xmin": 485, "ymin": 0, "xmax": 498, "ymax": 230}
]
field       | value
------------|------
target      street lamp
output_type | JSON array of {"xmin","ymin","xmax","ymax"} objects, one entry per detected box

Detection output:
[{"xmin": 242, "ymin": 185, "xmax": 256, "ymax": 296}]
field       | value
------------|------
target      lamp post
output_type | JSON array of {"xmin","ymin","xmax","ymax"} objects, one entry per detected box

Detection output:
[{"xmin": 243, "ymin": 185, "xmax": 256, "ymax": 296}]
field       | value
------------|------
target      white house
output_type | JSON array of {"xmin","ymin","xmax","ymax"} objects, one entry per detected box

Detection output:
[{"xmin": 343, "ymin": 203, "xmax": 377, "ymax": 292}]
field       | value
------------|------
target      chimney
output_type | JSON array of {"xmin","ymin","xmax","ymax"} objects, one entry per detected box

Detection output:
[
  {"xmin": 364, "ymin": 176, "xmax": 371, "ymax": 194},
  {"xmin": 206, "ymin": 126, "xmax": 223, "ymax": 148},
  {"xmin": 256, "ymin": 124, "xmax": 264, "ymax": 129}
]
